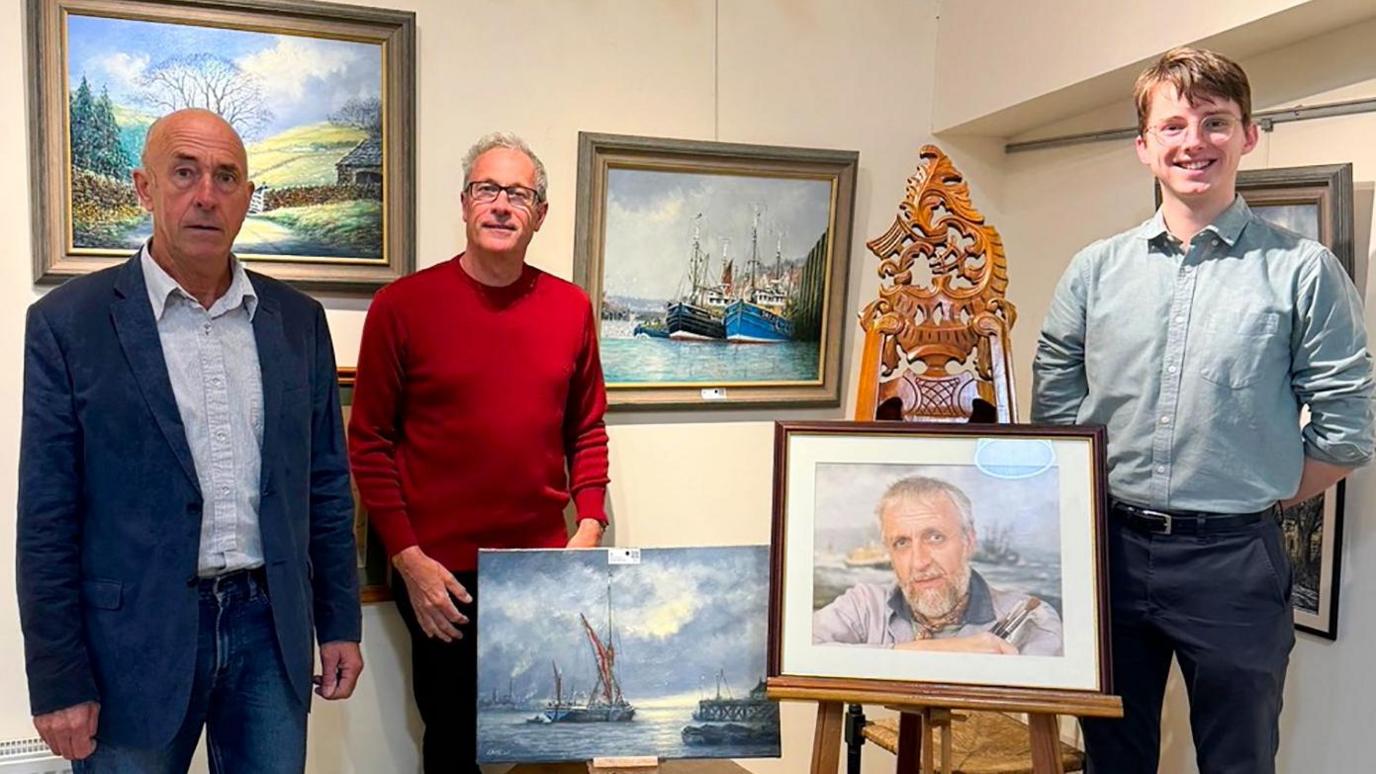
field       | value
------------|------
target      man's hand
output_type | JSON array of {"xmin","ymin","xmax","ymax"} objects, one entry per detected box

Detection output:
[
  {"xmin": 895, "ymin": 632, "xmax": 1018, "ymax": 655},
  {"xmin": 392, "ymin": 546, "xmax": 471, "ymax": 642},
  {"xmin": 34, "ymin": 701, "xmax": 99, "ymax": 760},
  {"xmin": 314, "ymin": 641, "xmax": 364, "ymax": 700},
  {"xmin": 566, "ymin": 518, "xmax": 605, "ymax": 549}
]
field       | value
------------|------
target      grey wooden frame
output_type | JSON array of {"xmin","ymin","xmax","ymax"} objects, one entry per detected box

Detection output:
[
  {"xmin": 574, "ymin": 131, "xmax": 858, "ymax": 410},
  {"xmin": 25, "ymin": 0, "xmax": 416, "ymax": 294}
]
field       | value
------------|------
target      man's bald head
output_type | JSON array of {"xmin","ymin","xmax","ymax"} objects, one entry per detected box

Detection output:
[{"xmin": 140, "ymin": 108, "xmax": 247, "ymax": 172}]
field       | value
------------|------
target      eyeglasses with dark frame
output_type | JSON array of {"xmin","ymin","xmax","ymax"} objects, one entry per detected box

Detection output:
[{"xmin": 463, "ymin": 180, "xmax": 542, "ymax": 209}]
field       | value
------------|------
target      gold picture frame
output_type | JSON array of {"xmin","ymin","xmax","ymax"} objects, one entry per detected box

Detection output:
[{"xmin": 25, "ymin": 0, "xmax": 416, "ymax": 293}]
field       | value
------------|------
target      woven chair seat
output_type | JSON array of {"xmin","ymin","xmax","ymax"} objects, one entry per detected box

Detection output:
[{"xmin": 862, "ymin": 712, "xmax": 1085, "ymax": 773}]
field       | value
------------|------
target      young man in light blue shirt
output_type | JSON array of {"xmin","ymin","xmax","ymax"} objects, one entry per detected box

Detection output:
[{"xmin": 1033, "ymin": 47, "xmax": 1373, "ymax": 774}]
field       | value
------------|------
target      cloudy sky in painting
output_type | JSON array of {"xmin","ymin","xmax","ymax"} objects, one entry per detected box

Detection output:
[
  {"xmin": 477, "ymin": 547, "xmax": 770, "ymax": 706},
  {"xmin": 602, "ymin": 168, "xmax": 833, "ymax": 302},
  {"xmin": 814, "ymin": 462, "xmax": 1062, "ymax": 555},
  {"xmin": 66, "ymin": 13, "xmax": 380, "ymax": 137}
]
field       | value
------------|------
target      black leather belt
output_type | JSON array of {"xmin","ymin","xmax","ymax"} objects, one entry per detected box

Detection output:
[{"xmin": 1111, "ymin": 499, "xmax": 1275, "ymax": 535}]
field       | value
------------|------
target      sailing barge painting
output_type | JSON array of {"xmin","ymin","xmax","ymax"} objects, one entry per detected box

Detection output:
[{"xmin": 476, "ymin": 547, "xmax": 780, "ymax": 763}]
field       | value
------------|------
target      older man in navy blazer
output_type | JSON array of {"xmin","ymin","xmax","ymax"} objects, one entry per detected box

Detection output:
[{"xmin": 16, "ymin": 108, "xmax": 362, "ymax": 772}]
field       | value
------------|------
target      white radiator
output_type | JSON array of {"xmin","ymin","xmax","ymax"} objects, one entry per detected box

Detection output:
[{"xmin": 0, "ymin": 738, "xmax": 69, "ymax": 774}]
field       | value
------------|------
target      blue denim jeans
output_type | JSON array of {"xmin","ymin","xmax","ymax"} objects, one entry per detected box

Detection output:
[{"xmin": 73, "ymin": 569, "xmax": 307, "ymax": 774}]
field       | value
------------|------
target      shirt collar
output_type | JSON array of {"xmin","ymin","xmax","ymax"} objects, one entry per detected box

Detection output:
[
  {"xmin": 886, "ymin": 569, "xmax": 995, "ymax": 629},
  {"xmin": 1138, "ymin": 194, "xmax": 1251, "ymax": 248},
  {"xmin": 140, "ymin": 241, "xmax": 258, "ymax": 321}
]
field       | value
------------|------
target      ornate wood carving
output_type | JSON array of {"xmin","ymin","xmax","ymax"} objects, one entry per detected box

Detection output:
[{"xmin": 857, "ymin": 145, "xmax": 1017, "ymax": 422}]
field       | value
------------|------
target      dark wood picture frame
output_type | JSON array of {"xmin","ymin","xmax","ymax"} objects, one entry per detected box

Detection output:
[
  {"xmin": 573, "ymin": 132, "xmax": 858, "ymax": 410},
  {"xmin": 338, "ymin": 367, "xmax": 391, "ymax": 602},
  {"xmin": 25, "ymin": 0, "xmax": 416, "ymax": 293},
  {"xmin": 767, "ymin": 421, "xmax": 1119, "ymax": 715}
]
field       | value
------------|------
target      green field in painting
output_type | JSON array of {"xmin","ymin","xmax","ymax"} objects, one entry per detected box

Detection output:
[{"xmin": 247, "ymin": 122, "xmax": 368, "ymax": 186}]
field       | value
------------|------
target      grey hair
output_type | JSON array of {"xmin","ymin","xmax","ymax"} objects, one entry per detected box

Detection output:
[
  {"xmin": 461, "ymin": 132, "xmax": 547, "ymax": 201},
  {"xmin": 875, "ymin": 476, "xmax": 976, "ymax": 540}
]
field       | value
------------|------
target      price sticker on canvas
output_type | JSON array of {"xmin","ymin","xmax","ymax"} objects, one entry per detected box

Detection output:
[{"xmin": 607, "ymin": 548, "xmax": 641, "ymax": 565}]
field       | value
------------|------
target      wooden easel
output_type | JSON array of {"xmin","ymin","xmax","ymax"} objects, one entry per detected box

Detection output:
[{"xmin": 785, "ymin": 684, "xmax": 1122, "ymax": 774}]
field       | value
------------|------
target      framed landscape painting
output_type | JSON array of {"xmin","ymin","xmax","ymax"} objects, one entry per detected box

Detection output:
[
  {"xmin": 475, "ymin": 546, "xmax": 780, "ymax": 763},
  {"xmin": 768, "ymin": 421, "xmax": 1117, "ymax": 712},
  {"xmin": 26, "ymin": 0, "xmax": 415, "ymax": 293},
  {"xmin": 574, "ymin": 132, "xmax": 857, "ymax": 409}
]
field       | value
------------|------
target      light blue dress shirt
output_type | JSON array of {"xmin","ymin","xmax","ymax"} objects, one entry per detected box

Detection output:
[
  {"xmin": 140, "ymin": 245, "xmax": 265, "ymax": 576},
  {"xmin": 1032, "ymin": 196, "xmax": 1374, "ymax": 512}
]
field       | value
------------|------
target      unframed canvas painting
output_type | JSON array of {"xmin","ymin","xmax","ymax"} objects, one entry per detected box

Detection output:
[
  {"xmin": 476, "ymin": 546, "xmax": 780, "ymax": 763},
  {"xmin": 65, "ymin": 13, "xmax": 385, "ymax": 261}
]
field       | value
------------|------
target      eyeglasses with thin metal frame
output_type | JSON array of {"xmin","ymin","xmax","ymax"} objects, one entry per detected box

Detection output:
[
  {"xmin": 1145, "ymin": 114, "xmax": 1244, "ymax": 147},
  {"xmin": 463, "ymin": 180, "xmax": 542, "ymax": 209}
]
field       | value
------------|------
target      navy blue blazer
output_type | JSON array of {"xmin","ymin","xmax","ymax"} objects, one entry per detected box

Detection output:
[{"xmin": 16, "ymin": 255, "xmax": 361, "ymax": 747}]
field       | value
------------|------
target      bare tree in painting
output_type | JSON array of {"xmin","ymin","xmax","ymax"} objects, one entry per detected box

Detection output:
[
  {"xmin": 138, "ymin": 53, "xmax": 274, "ymax": 140},
  {"xmin": 329, "ymin": 96, "xmax": 382, "ymax": 137},
  {"xmin": 1282, "ymin": 495, "xmax": 1323, "ymax": 587}
]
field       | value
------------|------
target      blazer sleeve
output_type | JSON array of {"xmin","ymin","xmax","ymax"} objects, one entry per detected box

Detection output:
[
  {"xmin": 307, "ymin": 303, "xmax": 362, "ymax": 644},
  {"xmin": 16, "ymin": 305, "xmax": 100, "ymax": 714}
]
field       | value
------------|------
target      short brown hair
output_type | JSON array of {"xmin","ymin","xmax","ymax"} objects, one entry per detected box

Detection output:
[{"xmin": 1133, "ymin": 47, "xmax": 1251, "ymax": 135}]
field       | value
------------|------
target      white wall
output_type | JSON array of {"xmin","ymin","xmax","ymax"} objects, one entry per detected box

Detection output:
[{"xmin": 931, "ymin": 0, "xmax": 1304, "ymax": 133}]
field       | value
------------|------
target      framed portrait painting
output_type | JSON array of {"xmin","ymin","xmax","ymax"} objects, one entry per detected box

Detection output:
[
  {"xmin": 767, "ymin": 421, "xmax": 1116, "ymax": 709},
  {"xmin": 574, "ymin": 132, "xmax": 857, "ymax": 409},
  {"xmin": 26, "ymin": 0, "xmax": 416, "ymax": 293},
  {"xmin": 338, "ymin": 367, "xmax": 391, "ymax": 602}
]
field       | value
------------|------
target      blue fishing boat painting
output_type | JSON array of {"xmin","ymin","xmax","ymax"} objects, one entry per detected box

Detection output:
[
  {"xmin": 476, "ymin": 546, "xmax": 780, "ymax": 763},
  {"xmin": 599, "ymin": 167, "xmax": 834, "ymax": 384}
]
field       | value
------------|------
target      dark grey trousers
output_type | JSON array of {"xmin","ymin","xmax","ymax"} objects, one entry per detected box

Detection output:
[{"xmin": 1082, "ymin": 514, "xmax": 1295, "ymax": 774}]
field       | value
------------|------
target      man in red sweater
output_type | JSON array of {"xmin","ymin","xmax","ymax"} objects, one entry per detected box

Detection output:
[{"xmin": 348, "ymin": 132, "xmax": 609, "ymax": 773}]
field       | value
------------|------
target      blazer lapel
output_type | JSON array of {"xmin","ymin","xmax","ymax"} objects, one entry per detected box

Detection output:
[
  {"xmin": 110, "ymin": 256, "xmax": 200, "ymax": 490},
  {"xmin": 251, "ymin": 289, "xmax": 286, "ymax": 494}
]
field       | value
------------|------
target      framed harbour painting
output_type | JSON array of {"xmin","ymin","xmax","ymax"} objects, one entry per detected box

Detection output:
[
  {"xmin": 574, "ymin": 132, "xmax": 857, "ymax": 409},
  {"xmin": 475, "ymin": 546, "xmax": 780, "ymax": 763},
  {"xmin": 25, "ymin": 0, "xmax": 416, "ymax": 293},
  {"xmin": 768, "ymin": 421, "xmax": 1119, "ymax": 714}
]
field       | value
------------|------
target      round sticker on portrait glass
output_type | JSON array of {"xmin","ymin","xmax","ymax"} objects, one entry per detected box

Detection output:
[{"xmin": 974, "ymin": 438, "xmax": 1056, "ymax": 480}]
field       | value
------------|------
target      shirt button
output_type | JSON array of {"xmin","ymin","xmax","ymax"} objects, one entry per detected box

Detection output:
[
  {"xmin": 1156, "ymin": 465, "xmax": 1166, "ymax": 473},
  {"xmin": 1159, "ymin": 416, "xmax": 1171, "ymax": 424},
  {"xmin": 1174, "ymin": 316, "xmax": 1184, "ymax": 324},
  {"xmin": 1167, "ymin": 365, "xmax": 1178, "ymax": 374}
]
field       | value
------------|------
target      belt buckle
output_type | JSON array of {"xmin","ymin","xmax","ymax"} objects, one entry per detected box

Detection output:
[{"xmin": 1139, "ymin": 507, "xmax": 1174, "ymax": 535}]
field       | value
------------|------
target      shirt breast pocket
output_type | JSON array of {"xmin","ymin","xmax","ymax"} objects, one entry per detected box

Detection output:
[{"xmin": 1198, "ymin": 310, "xmax": 1283, "ymax": 389}]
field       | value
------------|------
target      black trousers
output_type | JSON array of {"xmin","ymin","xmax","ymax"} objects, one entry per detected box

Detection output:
[
  {"xmin": 393, "ymin": 571, "xmax": 481, "ymax": 774},
  {"xmin": 1082, "ymin": 515, "xmax": 1295, "ymax": 774}
]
